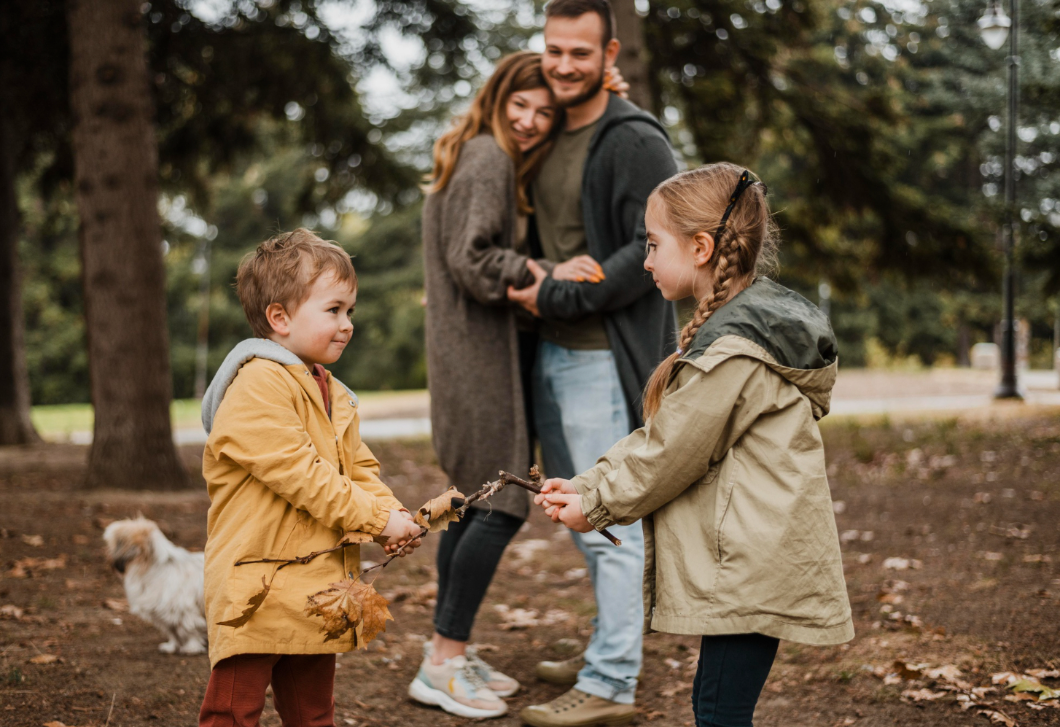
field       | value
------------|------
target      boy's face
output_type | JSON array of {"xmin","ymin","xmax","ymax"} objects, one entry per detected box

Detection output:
[{"xmin": 268, "ymin": 270, "xmax": 357, "ymax": 366}]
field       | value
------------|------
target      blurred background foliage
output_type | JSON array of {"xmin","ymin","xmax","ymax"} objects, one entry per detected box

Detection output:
[{"xmin": 12, "ymin": 0, "xmax": 1060, "ymax": 404}]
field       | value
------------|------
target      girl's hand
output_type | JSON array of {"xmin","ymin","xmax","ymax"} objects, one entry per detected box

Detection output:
[
  {"xmin": 552, "ymin": 255, "xmax": 604, "ymax": 283},
  {"xmin": 540, "ymin": 493, "xmax": 593, "ymax": 533},
  {"xmin": 379, "ymin": 510, "xmax": 423, "ymax": 555},
  {"xmin": 533, "ymin": 477, "xmax": 577, "ymax": 507}
]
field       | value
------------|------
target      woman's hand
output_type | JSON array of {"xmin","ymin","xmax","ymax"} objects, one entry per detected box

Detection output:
[
  {"xmin": 539, "ymin": 493, "xmax": 593, "ymax": 533},
  {"xmin": 552, "ymin": 255, "xmax": 604, "ymax": 283},
  {"xmin": 604, "ymin": 66, "xmax": 630, "ymax": 100}
]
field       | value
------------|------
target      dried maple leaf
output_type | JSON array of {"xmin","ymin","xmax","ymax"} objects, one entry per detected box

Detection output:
[
  {"xmin": 217, "ymin": 576, "xmax": 271, "ymax": 628},
  {"xmin": 305, "ymin": 578, "xmax": 392, "ymax": 647},
  {"xmin": 413, "ymin": 487, "xmax": 464, "ymax": 533},
  {"xmin": 30, "ymin": 654, "xmax": 59, "ymax": 664},
  {"xmin": 338, "ymin": 531, "xmax": 375, "ymax": 546}
]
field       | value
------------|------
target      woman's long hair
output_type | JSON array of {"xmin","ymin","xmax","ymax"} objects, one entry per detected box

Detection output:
[{"xmin": 425, "ymin": 52, "xmax": 559, "ymax": 214}]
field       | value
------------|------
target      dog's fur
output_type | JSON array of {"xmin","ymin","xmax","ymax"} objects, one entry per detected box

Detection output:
[{"xmin": 103, "ymin": 517, "xmax": 207, "ymax": 655}]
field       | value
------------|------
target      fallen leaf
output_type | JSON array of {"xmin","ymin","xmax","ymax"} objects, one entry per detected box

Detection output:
[
  {"xmin": 217, "ymin": 576, "xmax": 271, "ymax": 628},
  {"xmin": 902, "ymin": 688, "xmax": 948, "ymax": 702},
  {"xmin": 21, "ymin": 534, "xmax": 44, "ymax": 547},
  {"xmin": 508, "ymin": 539, "xmax": 551, "ymax": 562},
  {"xmin": 882, "ymin": 557, "xmax": 922, "ymax": 570},
  {"xmin": 977, "ymin": 709, "xmax": 1016, "ymax": 726},
  {"xmin": 43, "ymin": 722, "xmax": 70, "ymax": 727},
  {"xmin": 1010, "ymin": 678, "xmax": 1060, "ymax": 701},
  {"xmin": 30, "ymin": 654, "xmax": 59, "ymax": 664},
  {"xmin": 1028, "ymin": 669, "xmax": 1060, "ymax": 679},
  {"xmin": 7, "ymin": 555, "xmax": 67, "ymax": 578},
  {"xmin": 660, "ymin": 681, "xmax": 692, "ymax": 698},
  {"xmin": 103, "ymin": 598, "xmax": 128, "ymax": 612},
  {"xmin": 339, "ymin": 531, "xmax": 374, "ymax": 546},
  {"xmin": 0, "ymin": 604, "xmax": 24, "ymax": 620},
  {"xmin": 305, "ymin": 578, "xmax": 392, "ymax": 646},
  {"xmin": 413, "ymin": 487, "xmax": 464, "ymax": 533},
  {"xmin": 924, "ymin": 665, "xmax": 964, "ymax": 682}
]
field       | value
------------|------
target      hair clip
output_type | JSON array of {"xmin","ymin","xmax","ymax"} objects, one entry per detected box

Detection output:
[{"xmin": 714, "ymin": 170, "xmax": 764, "ymax": 243}]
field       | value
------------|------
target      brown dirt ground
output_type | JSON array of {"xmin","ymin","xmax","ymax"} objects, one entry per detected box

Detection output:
[{"xmin": 1, "ymin": 409, "xmax": 1058, "ymax": 727}]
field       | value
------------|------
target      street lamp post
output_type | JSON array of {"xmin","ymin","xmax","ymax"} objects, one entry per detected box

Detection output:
[{"xmin": 978, "ymin": 0, "xmax": 1022, "ymax": 399}]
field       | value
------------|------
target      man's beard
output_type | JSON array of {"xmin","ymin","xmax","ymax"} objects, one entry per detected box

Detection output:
[{"xmin": 552, "ymin": 63, "xmax": 606, "ymax": 110}]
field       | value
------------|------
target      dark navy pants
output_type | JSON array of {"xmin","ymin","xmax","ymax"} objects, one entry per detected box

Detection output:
[{"xmin": 692, "ymin": 633, "xmax": 779, "ymax": 727}]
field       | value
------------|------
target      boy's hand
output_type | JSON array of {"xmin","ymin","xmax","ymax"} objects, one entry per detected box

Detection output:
[
  {"xmin": 378, "ymin": 509, "xmax": 423, "ymax": 556},
  {"xmin": 540, "ymin": 493, "xmax": 593, "ymax": 533}
]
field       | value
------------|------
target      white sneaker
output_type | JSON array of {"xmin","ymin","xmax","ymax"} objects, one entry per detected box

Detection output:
[
  {"xmin": 408, "ymin": 654, "xmax": 508, "ymax": 719},
  {"xmin": 467, "ymin": 645, "xmax": 520, "ymax": 697},
  {"xmin": 421, "ymin": 641, "xmax": 521, "ymax": 697}
]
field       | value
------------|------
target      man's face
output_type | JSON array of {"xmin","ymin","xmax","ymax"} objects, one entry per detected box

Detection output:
[{"xmin": 542, "ymin": 13, "xmax": 617, "ymax": 109}]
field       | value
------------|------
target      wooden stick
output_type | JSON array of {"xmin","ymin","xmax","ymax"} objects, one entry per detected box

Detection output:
[{"xmin": 499, "ymin": 471, "xmax": 622, "ymax": 546}]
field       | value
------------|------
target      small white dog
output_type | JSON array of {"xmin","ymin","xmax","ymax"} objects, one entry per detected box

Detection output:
[{"xmin": 103, "ymin": 517, "xmax": 207, "ymax": 655}]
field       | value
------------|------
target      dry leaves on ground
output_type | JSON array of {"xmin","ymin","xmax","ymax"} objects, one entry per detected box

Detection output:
[
  {"xmin": 103, "ymin": 598, "xmax": 128, "ymax": 612},
  {"xmin": 29, "ymin": 654, "xmax": 60, "ymax": 664},
  {"xmin": 21, "ymin": 534, "xmax": 44, "ymax": 547},
  {"xmin": 413, "ymin": 487, "xmax": 464, "ymax": 533},
  {"xmin": 1, "ymin": 604, "xmax": 24, "ymax": 619},
  {"xmin": 493, "ymin": 604, "xmax": 572, "ymax": 630},
  {"xmin": 304, "ymin": 578, "xmax": 393, "ymax": 646},
  {"xmin": 7, "ymin": 555, "xmax": 67, "ymax": 578}
]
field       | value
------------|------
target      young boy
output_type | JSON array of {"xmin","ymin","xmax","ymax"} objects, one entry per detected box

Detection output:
[{"xmin": 198, "ymin": 229, "xmax": 422, "ymax": 726}]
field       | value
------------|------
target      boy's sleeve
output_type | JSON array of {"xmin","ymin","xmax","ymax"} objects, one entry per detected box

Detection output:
[
  {"xmin": 345, "ymin": 436, "xmax": 405, "ymax": 514},
  {"xmin": 571, "ymin": 358, "xmax": 765, "ymax": 530},
  {"xmin": 211, "ymin": 366, "xmax": 393, "ymax": 535}
]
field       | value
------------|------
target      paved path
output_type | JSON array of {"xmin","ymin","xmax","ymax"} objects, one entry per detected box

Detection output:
[{"xmin": 59, "ymin": 368, "xmax": 1060, "ymax": 445}]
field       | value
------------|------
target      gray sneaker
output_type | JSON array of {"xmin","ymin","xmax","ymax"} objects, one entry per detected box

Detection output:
[
  {"xmin": 467, "ymin": 645, "xmax": 520, "ymax": 697},
  {"xmin": 408, "ymin": 654, "xmax": 508, "ymax": 719}
]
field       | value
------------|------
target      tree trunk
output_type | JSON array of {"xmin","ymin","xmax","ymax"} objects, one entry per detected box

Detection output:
[
  {"xmin": 67, "ymin": 0, "xmax": 186, "ymax": 489},
  {"xmin": 613, "ymin": 0, "xmax": 653, "ymax": 113},
  {"xmin": 0, "ymin": 115, "xmax": 41, "ymax": 446}
]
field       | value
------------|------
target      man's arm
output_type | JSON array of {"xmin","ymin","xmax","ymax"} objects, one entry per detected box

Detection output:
[{"xmin": 536, "ymin": 126, "xmax": 678, "ymax": 321}]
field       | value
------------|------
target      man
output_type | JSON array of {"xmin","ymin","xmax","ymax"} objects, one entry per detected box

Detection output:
[{"xmin": 507, "ymin": 1, "xmax": 678, "ymax": 725}]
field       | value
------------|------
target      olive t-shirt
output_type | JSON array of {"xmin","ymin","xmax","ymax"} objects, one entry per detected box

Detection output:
[{"xmin": 532, "ymin": 121, "xmax": 610, "ymax": 350}]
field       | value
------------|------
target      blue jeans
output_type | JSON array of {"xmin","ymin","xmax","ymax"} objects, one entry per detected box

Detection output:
[{"xmin": 533, "ymin": 341, "xmax": 645, "ymax": 705}]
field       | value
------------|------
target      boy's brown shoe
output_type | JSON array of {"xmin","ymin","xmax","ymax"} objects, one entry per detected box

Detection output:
[
  {"xmin": 519, "ymin": 688, "xmax": 635, "ymax": 727},
  {"xmin": 534, "ymin": 655, "xmax": 585, "ymax": 685}
]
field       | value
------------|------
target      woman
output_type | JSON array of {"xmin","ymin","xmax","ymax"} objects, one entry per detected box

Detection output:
[{"xmin": 413, "ymin": 52, "xmax": 607, "ymax": 719}]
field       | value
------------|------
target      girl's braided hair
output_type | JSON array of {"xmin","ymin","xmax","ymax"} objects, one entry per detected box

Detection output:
[{"xmin": 641, "ymin": 162, "xmax": 778, "ymax": 421}]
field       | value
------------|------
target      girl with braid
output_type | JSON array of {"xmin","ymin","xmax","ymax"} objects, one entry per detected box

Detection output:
[{"xmin": 536, "ymin": 162, "xmax": 853, "ymax": 727}]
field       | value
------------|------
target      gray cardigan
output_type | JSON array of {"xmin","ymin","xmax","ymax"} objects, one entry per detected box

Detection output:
[
  {"xmin": 421, "ymin": 134, "xmax": 533, "ymax": 519},
  {"xmin": 533, "ymin": 95, "xmax": 679, "ymax": 429}
]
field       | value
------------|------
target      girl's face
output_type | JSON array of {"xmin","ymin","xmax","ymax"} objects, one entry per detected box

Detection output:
[
  {"xmin": 505, "ymin": 87, "xmax": 556, "ymax": 152},
  {"xmin": 644, "ymin": 201, "xmax": 712, "ymax": 301}
]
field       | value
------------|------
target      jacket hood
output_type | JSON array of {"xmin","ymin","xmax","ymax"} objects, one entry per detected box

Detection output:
[
  {"xmin": 682, "ymin": 278, "xmax": 838, "ymax": 417},
  {"xmin": 200, "ymin": 338, "xmax": 359, "ymax": 434},
  {"xmin": 587, "ymin": 95, "xmax": 671, "ymax": 160}
]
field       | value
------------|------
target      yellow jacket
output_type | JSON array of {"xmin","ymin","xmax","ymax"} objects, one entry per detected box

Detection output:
[{"xmin": 202, "ymin": 348, "xmax": 402, "ymax": 667}]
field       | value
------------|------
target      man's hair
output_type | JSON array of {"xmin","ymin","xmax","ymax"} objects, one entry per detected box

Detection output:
[
  {"xmin": 236, "ymin": 228, "xmax": 357, "ymax": 338},
  {"xmin": 544, "ymin": 0, "xmax": 616, "ymax": 46}
]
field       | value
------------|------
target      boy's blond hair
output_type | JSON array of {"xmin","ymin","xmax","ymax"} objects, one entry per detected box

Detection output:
[{"xmin": 236, "ymin": 228, "xmax": 357, "ymax": 338}]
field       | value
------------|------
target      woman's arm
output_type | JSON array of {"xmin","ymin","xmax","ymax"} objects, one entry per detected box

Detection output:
[{"xmin": 441, "ymin": 141, "xmax": 531, "ymax": 305}]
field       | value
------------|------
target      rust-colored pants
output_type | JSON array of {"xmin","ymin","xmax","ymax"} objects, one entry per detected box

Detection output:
[{"xmin": 199, "ymin": 653, "xmax": 335, "ymax": 727}]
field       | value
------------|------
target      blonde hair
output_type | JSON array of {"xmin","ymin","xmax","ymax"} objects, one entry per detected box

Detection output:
[
  {"xmin": 641, "ymin": 162, "xmax": 778, "ymax": 420},
  {"xmin": 236, "ymin": 228, "xmax": 357, "ymax": 338},
  {"xmin": 425, "ymin": 52, "xmax": 559, "ymax": 214}
]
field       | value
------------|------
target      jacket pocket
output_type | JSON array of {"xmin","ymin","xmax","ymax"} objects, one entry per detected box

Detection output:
[{"xmin": 713, "ymin": 451, "xmax": 740, "ymax": 563}]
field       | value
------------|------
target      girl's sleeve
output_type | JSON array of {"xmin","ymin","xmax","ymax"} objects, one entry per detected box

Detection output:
[
  {"xmin": 442, "ymin": 147, "xmax": 532, "ymax": 304},
  {"xmin": 211, "ymin": 367, "xmax": 393, "ymax": 535},
  {"xmin": 571, "ymin": 357, "xmax": 767, "ymax": 531}
]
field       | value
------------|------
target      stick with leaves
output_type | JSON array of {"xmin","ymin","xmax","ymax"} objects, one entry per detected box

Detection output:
[{"xmin": 219, "ymin": 467, "xmax": 621, "ymax": 648}]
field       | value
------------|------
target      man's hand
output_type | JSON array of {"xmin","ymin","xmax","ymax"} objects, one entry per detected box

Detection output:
[
  {"xmin": 553, "ymin": 255, "xmax": 604, "ymax": 283},
  {"xmin": 507, "ymin": 258, "xmax": 548, "ymax": 317}
]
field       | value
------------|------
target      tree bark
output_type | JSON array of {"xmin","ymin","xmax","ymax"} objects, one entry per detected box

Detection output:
[
  {"xmin": 0, "ymin": 115, "xmax": 41, "ymax": 446},
  {"xmin": 67, "ymin": 0, "xmax": 186, "ymax": 489},
  {"xmin": 613, "ymin": 0, "xmax": 653, "ymax": 113}
]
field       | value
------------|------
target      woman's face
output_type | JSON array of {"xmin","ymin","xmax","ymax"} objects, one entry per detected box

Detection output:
[{"xmin": 504, "ymin": 87, "xmax": 556, "ymax": 152}]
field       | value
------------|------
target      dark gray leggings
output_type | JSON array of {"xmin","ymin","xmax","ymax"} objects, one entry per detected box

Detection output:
[
  {"xmin": 433, "ymin": 507, "xmax": 524, "ymax": 642},
  {"xmin": 692, "ymin": 633, "xmax": 779, "ymax": 727}
]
